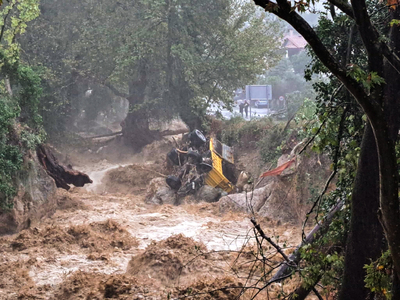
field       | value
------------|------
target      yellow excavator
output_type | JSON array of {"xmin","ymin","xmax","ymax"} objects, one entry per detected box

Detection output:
[{"xmin": 204, "ymin": 138, "xmax": 235, "ymax": 193}]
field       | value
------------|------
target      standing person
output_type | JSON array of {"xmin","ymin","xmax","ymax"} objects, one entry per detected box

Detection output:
[
  {"xmin": 238, "ymin": 100, "xmax": 244, "ymax": 117},
  {"xmin": 244, "ymin": 99, "xmax": 250, "ymax": 118}
]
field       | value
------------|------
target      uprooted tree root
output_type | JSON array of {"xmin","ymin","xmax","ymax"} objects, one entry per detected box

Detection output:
[{"xmin": 37, "ymin": 144, "xmax": 92, "ymax": 190}]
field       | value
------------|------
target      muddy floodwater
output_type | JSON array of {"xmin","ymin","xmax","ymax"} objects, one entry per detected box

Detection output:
[{"xmin": 0, "ymin": 159, "xmax": 310, "ymax": 299}]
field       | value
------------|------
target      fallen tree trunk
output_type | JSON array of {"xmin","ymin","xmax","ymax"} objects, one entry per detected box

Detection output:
[
  {"xmin": 159, "ymin": 128, "xmax": 189, "ymax": 136},
  {"xmin": 37, "ymin": 144, "xmax": 92, "ymax": 190},
  {"xmin": 87, "ymin": 131, "xmax": 123, "ymax": 139},
  {"xmin": 269, "ymin": 199, "xmax": 344, "ymax": 283},
  {"xmin": 87, "ymin": 128, "xmax": 188, "ymax": 140}
]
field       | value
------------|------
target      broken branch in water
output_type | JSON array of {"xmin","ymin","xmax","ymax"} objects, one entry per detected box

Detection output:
[{"xmin": 250, "ymin": 217, "xmax": 294, "ymax": 264}]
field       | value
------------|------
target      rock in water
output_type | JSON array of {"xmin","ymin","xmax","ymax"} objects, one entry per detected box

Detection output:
[
  {"xmin": 148, "ymin": 187, "xmax": 177, "ymax": 205},
  {"xmin": 145, "ymin": 177, "xmax": 169, "ymax": 201},
  {"xmin": 195, "ymin": 185, "xmax": 221, "ymax": 203}
]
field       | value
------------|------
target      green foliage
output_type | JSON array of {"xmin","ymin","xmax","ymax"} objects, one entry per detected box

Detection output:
[
  {"xmin": 301, "ymin": 244, "xmax": 344, "ymax": 284},
  {"xmin": 297, "ymin": 188, "xmax": 349, "ymax": 295},
  {"xmin": 294, "ymin": 97, "xmax": 317, "ymax": 125},
  {"xmin": 0, "ymin": 0, "xmax": 43, "ymax": 209},
  {"xmin": 0, "ymin": 0, "xmax": 40, "ymax": 60},
  {"xmin": 16, "ymin": 64, "xmax": 43, "ymax": 127},
  {"xmin": 347, "ymin": 65, "xmax": 386, "ymax": 94},
  {"xmin": 257, "ymin": 125, "xmax": 287, "ymax": 163},
  {"xmin": 0, "ymin": 98, "xmax": 22, "ymax": 209},
  {"xmin": 22, "ymin": 0, "xmax": 284, "ymax": 134},
  {"xmin": 389, "ymin": 19, "xmax": 400, "ymax": 27},
  {"xmin": 364, "ymin": 250, "xmax": 393, "ymax": 299},
  {"xmin": 216, "ymin": 116, "xmax": 290, "ymax": 164},
  {"xmin": 0, "ymin": 59, "xmax": 44, "ymax": 209}
]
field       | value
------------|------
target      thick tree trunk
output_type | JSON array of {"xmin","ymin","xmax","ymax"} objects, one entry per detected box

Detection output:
[
  {"xmin": 338, "ymin": 123, "xmax": 384, "ymax": 300},
  {"xmin": 122, "ymin": 110, "xmax": 160, "ymax": 151},
  {"xmin": 374, "ymin": 122, "xmax": 400, "ymax": 282},
  {"xmin": 179, "ymin": 111, "xmax": 203, "ymax": 132},
  {"xmin": 380, "ymin": 7, "xmax": 400, "ymax": 285},
  {"xmin": 121, "ymin": 67, "xmax": 160, "ymax": 151},
  {"xmin": 177, "ymin": 83, "xmax": 203, "ymax": 131},
  {"xmin": 252, "ymin": 0, "xmax": 400, "ymax": 287}
]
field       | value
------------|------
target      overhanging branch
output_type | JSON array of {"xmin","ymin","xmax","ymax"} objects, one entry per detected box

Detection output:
[
  {"xmin": 329, "ymin": 0, "xmax": 400, "ymax": 75},
  {"xmin": 328, "ymin": 0, "xmax": 353, "ymax": 18},
  {"xmin": 253, "ymin": 0, "xmax": 382, "ymax": 122}
]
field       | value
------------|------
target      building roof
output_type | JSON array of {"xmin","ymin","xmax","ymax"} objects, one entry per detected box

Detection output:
[{"xmin": 283, "ymin": 34, "xmax": 307, "ymax": 49}]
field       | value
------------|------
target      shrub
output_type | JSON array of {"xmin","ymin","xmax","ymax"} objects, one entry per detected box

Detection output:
[
  {"xmin": 0, "ymin": 56, "xmax": 44, "ymax": 210},
  {"xmin": 0, "ymin": 98, "xmax": 23, "ymax": 209}
]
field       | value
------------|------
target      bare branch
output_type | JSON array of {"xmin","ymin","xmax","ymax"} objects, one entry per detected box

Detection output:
[
  {"xmin": 272, "ymin": 199, "xmax": 344, "ymax": 283},
  {"xmin": 328, "ymin": 0, "xmax": 353, "ymax": 18},
  {"xmin": 250, "ymin": 217, "xmax": 294, "ymax": 264}
]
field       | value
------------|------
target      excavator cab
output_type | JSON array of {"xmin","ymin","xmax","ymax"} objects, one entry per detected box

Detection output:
[{"xmin": 204, "ymin": 138, "xmax": 235, "ymax": 193}]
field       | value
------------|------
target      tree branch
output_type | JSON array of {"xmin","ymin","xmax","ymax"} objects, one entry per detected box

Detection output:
[
  {"xmin": 270, "ymin": 199, "xmax": 344, "ymax": 283},
  {"xmin": 330, "ymin": 0, "xmax": 400, "ymax": 75},
  {"xmin": 103, "ymin": 81, "xmax": 129, "ymax": 98},
  {"xmin": 253, "ymin": 0, "xmax": 382, "ymax": 122},
  {"xmin": 0, "ymin": 7, "xmax": 12, "ymax": 43},
  {"xmin": 250, "ymin": 217, "xmax": 294, "ymax": 264},
  {"xmin": 328, "ymin": 0, "xmax": 353, "ymax": 18},
  {"xmin": 350, "ymin": 0, "xmax": 381, "ymax": 58}
]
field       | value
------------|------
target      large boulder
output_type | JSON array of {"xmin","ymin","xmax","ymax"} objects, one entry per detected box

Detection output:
[
  {"xmin": 219, "ymin": 146, "xmax": 332, "ymax": 223},
  {"xmin": 219, "ymin": 183, "xmax": 272, "ymax": 214},
  {"xmin": 235, "ymin": 171, "xmax": 250, "ymax": 192},
  {"xmin": 195, "ymin": 185, "xmax": 221, "ymax": 203},
  {"xmin": 145, "ymin": 177, "xmax": 169, "ymax": 201},
  {"xmin": 219, "ymin": 177, "xmax": 297, "ymax": 223},
  {"xmin": 0, "ymin": 155, "xmax": 57, "ymax": 234},
  {"xmin": 147, "ymin": 187, "xmax": 177, "ymax": 205}
]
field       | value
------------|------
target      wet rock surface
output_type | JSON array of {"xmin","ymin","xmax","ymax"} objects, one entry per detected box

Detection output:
[
  {"xmin": 195, "ymin": 185, "xmax": 221, "ymax": 203},
  {"xmin": 148, "ymin": 187, "xmax": 177, "ymax": 205},
  {"xmin": 0, "ymin": 155, "xmax": 57, "ymax": 235}
]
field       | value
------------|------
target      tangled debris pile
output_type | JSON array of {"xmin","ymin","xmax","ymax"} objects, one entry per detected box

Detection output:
[{"xmin": 150, "ymin": 130, "xmax": 242, "ymax": 205}]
